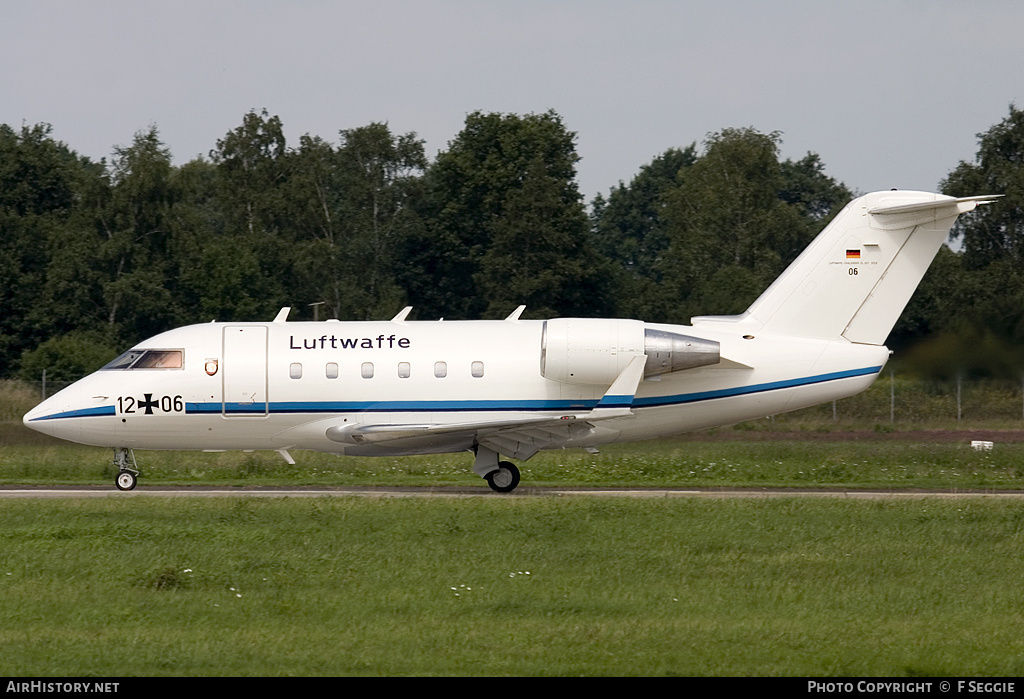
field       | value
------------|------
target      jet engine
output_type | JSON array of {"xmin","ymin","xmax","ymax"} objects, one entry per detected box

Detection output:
[{"xmin": 540, "ymin": 318, "xmax": 720, "ymax": 385}]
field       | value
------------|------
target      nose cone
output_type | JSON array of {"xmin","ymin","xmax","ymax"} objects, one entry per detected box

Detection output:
[
  {"xmin": 23, "ymin": 376, "xmax": 123, "ymax": 447},
  {"xmin": 24, "ymin": 393, "xmax": 69, "ymax": 440},
  {"xmin": 22, "ymin": 403, "xmax": 43, "ymax": 428},
  {"xmin": 22, "ymin": 383, "xmax": 93, "ymax": 443}
]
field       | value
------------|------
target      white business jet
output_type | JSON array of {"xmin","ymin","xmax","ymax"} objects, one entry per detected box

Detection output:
[{"xmin": 24, "ymin": 190, "xmax": 995, "ymax": 491}]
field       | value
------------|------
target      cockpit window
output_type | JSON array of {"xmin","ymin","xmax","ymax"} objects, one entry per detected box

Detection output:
[
  {"xmin": 102, "ymin": 350, "xmax": 146, "ymax": 370},
  {"xmin": 102, "ymin": 349, "xmax": 183, "ymax": 370}
]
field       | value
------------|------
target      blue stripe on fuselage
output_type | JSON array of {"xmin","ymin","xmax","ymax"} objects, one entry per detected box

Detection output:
[
  {"xmin": 631, "ymin": 365, "xmax": 883, "ymax": 408},
  {"xmin": 25, "ymin": 405, "xmax": 116, "ymax": 421},
  {"xmin": 208, "ymin": 365, "xmax": 884, "ymax": 416},
  {"xmin": 31, "ymin": 366, "xmax": 883, "ymax": 420}
]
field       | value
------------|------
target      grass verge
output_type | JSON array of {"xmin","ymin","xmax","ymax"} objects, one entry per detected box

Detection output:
[
  {"xmin": 2, "ymin": 496, "xmax": 1023, "ymax": 676},
  {"xmin": 2, "ymin": 434, "xmax": 1024, "ymax": 491}
]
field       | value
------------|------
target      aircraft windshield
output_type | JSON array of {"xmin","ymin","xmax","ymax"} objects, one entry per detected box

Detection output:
[{"xmin": 102, "ymin": 349, "xmax": 183, "ymax": 370}]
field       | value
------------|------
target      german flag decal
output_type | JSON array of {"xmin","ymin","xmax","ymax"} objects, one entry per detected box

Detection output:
[{"xmin": 846, "ymin": 249, "xmax": 861, "ymax": 259}]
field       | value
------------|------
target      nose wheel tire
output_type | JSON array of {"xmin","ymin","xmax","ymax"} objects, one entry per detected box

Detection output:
[
  {"xmin": 112, "ymin": 448, "xmax": 139, "ymax": 491},
  {"xmin": 116, "ymin": 470, "xmax": 138, "ymax": 491},
  {"xmin": 485, "ymin": 461, "xmax": 520, "ymax": 493}
]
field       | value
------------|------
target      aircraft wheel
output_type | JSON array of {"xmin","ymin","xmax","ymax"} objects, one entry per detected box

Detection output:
[
  {"xmin": 485, "ymin": 461, "xmax": 520, "ymax": 493},
  {"xmin": 115, "ymin": 470, "xmax": 138, "ymax": 491}
]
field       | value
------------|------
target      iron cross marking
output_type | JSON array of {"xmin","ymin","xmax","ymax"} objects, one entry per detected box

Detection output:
[{"xmin": 137, "ymin": 394, "xmax": 159, "ymax": 415}]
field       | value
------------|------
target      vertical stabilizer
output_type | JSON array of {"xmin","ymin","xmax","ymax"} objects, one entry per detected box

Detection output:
[{"xmin": 693, "ymin": 191, "xmax": 997, "ymax": 345}]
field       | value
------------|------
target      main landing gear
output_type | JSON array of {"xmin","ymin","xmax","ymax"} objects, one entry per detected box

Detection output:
[
  {"xmin": 485, "ymin": 461, "xmax": 521, "ymax": 493},
  {"xmin": 113, "ymin": 447, "xmax": 139, "ymax": 491},
  {"xmin": 473, "ymin": 446, "xmax": 521, "ymax": 493}
]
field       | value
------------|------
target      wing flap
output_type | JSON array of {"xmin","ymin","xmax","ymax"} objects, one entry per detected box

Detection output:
[
  {"xmin": 325, "ymin": 354, "xmax": 649, "ymax": 458},
  {"xmin": 325, "ymin": 413, "xmax": 584, "ymax": 445}
]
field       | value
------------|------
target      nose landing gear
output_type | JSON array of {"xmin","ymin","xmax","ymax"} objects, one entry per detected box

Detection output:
[{"xmin": 113, "ymin": 448, "xmax": 139, "ymax": 491}]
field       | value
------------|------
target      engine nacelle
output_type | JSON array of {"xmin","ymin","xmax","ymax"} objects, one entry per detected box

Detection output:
[
  {"xmin": 540, "ymin": 319, "xmax": 720, "ymax": 385},
  {"xmin": 541, "ymin": 318, "xmax": 644, "ymax": 385}
]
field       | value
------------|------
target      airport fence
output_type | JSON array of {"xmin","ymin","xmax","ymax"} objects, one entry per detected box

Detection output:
[{"xmin": 768, "ymin": 373, "xmax": 1024, "ymax": 428}]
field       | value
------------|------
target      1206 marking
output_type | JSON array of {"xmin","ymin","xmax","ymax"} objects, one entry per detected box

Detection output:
[{"xmin": 117, "ymin": 394, "xmax": 184, "ymax": 415}]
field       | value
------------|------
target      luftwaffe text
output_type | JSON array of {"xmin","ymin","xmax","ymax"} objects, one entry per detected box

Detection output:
[{"xmin": 289, "ymin": 334, "xmax": 411, "ymax": 350}]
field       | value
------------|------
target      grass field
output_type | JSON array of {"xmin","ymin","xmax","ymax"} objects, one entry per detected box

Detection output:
[
  {"xmin": 5, "ymin": 380, "xmax": 1024, "ymax": 676},
  {"xmin": 2, "ymin": 496, "xmax": 1023, "ymax": 676}
]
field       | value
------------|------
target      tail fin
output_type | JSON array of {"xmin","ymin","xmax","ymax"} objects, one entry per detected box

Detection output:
[{"xmin": 692, "ymin": 191, "xmax": 997, "ymax": 345}]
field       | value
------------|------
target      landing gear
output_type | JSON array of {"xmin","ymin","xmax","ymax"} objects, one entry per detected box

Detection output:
[
  {"xmin": 116, "ymin": 470, "xmax": 137, "ymax": 491},
  {"xmin": 485, "ymin": 461, "xmax": 521, "ymax": 493},
  {"xmin": 473, "ymin": 446, "xmax": 522, "ymax": 493},
  {"xmin": 113, "ymin": 448, "xmax": 139, "ymax": 491}
]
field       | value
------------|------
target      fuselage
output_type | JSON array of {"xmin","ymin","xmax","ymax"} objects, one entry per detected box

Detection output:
[{"xmin": 23, "ymin": 316, "xmax": 889, "ymax": 456}]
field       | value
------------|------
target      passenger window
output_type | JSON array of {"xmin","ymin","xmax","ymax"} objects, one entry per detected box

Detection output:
[
  {"xmin": 290, "ymin": 363, "xmax": 303, "ymax": 379},
  {"xmin": 398, "ymin": 362, "xmax": 411, "ymax": 379},
  {"xmin": 361, "ymin": 362, "xmax": 374, "ymax": 379},
  {"xmin": 471, "ymin": 361, "xmax": 484, "ymax": 378},
  {"xmin": 434, "ymin": 361, "xmax": 447, "ymax": 378},
  {"xmin": 326, "ymin": 363, "xmax": 339, "ymax": 379}
]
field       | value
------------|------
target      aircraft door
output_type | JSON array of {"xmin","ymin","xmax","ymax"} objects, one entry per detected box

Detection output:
[{"xmin": 222, "ymin": 326, "xmax": 268, "ymax": 417}]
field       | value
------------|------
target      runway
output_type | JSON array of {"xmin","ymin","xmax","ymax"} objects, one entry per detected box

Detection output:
[{"xmin": 3, "ymin": 485, "xmax": 1024, "ymax": 499}]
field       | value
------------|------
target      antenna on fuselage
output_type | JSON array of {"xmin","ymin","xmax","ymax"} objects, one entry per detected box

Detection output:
[
  {"xmin": 273, "ymin": 307, "xmax": 291, "ymax": 323},
  {"xmin": 505, "ymin": 305, "xmax": 526, "ymax": 321}
]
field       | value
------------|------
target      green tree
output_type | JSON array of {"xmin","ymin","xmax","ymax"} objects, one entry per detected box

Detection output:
[
  {"xmin": 163, "ymin": 157, "xmax": 239, "ymax": 322},
  {"xmin": 590, "ymin": 146, "xmax": 697, "ymax": 318},
  {"xmin": 35, "ymin": 126, "xmax": 178, "ymax": 346},
  {"xmin": 0, "ymin": 123, "xmax": 108, "ymax": 373},
  {"xmin": 102, "ymin": 126, "xmax": 177, "ymax": 337},
  {"xmin": 476, "ymin": 155, "xmax": 609, "ymax": 318},
  {"xmin": 910, "ymin": 105, "xmax": 1024, "ymax": 374},
  {"xmin": 18, "ymin": 331, "xmax": 119, "ymax": 382},
  {"xmin": 591, "ymin": 146, "xmax": 697, "ymax": 277},
  {"xmin": 943, "ymin": 105, "xmax": 1024, "ymax": 270},
  {"xmin": 778, "ymin": 152, "xmax": 851, "ymax": 222},
  {"xmin": 212, "ymin": 109, "xmax": 289, "ymax": 239},
  {"xmin": 889, "ymin": 244, "xmax": 964, "ymax": 351},
  {"xmin": 653, "ymin": 128, "xmax": 849, "ymax": 324},
  {"xmin": 410, "ymin": 110, "xmax": 610, "ymax": 319},
  {"xmin": 288, "ymin": 124, "xmax": 427, "ymax": 320},
  {"xmin": 204, "ymin": 110, "xmax": 291, "ymax": 319}
]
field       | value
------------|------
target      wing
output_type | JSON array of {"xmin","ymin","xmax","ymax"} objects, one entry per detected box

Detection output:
[{"xmin": 324, "ymin": 355, "xmax": 649, "ymax": 460}]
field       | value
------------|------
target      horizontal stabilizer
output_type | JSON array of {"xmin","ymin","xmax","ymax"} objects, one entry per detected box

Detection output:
[
  {"xmin": 867, "ymin": 195, "xmax": 1001, "ymax": 217},
  {"xmin": 697, "ymin": 191, "xmax": 996, "ymax": 345}
]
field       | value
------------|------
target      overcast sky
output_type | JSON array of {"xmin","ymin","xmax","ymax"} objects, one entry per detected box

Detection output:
[{"xmin": 2, "ymin": 1, "xmax": 1022, "ymax": 202}]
